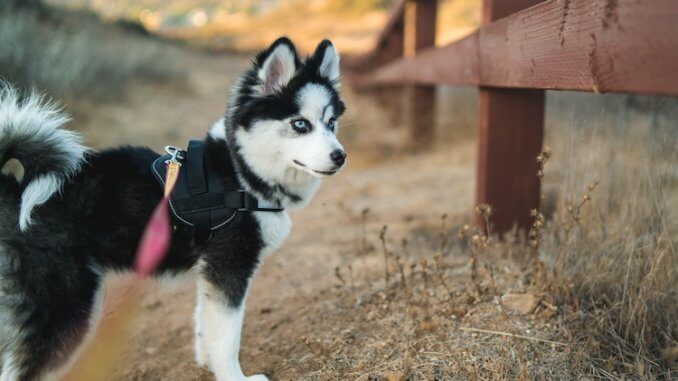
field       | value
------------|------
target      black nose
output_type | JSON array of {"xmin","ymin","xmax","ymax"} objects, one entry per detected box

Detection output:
[{"xmin": 330, "ymin": 149, "xmax": 346, "ymax": 167}]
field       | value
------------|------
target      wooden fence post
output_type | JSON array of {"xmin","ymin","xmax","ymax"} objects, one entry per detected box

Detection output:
[
  {"xmin": 405, "ymin": 0, "xmax": 437, "ymax": 149},
  {"xmin": 476, "ymin": 0, "xmax": 545, "ymax": 234}
]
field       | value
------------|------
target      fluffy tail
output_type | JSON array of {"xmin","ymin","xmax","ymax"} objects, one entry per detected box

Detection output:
[{"xmin": 0, "ymin": 83, "xmax": 88, "ymax": 231}]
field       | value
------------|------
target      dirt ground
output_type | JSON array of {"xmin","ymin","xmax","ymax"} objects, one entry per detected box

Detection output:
[{"xmin": 61, "ymin": 48, "xmax": 675, "ymax": 380}]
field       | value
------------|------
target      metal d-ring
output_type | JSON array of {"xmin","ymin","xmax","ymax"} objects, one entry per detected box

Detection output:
[{"xmin": 164, "ymin": 146, "xmax": 184, "ymax": 165}]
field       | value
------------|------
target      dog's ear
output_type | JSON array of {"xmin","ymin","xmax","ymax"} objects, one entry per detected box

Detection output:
[
  {"xmin": 255, "ymin": 37, "xmax": 299, "ymax": 95},
  {"xmin": 308, "ymin": 39, "xmax": 340, "ymax": 85}
]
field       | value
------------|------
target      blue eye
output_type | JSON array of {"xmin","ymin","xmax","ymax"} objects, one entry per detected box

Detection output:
[
  {"xmin": 328, "ymin": 118, "xmax": 337, "ymax": 132},
  {"xmin": 292, "ymin": 119, "xmax": 311, "ymax": 133}
]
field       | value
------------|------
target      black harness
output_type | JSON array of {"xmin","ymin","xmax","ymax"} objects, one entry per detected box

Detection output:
[{"xmin": 151, "ymin": 140, "xmax": 283, "ymax": 245}]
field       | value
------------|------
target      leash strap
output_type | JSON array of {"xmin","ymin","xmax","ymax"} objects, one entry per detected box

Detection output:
[
  {"xmin": 134, "ymin": 146, "xmax": 183, "ymax": 275},
  {"xmin": 164, "ymin": 146, "xmax": 182, "ymax": 197}
]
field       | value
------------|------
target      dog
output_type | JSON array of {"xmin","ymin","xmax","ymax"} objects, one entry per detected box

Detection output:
[{"xmin": 0, "ymin": 37, "xmax": 346, "ymax": 381}]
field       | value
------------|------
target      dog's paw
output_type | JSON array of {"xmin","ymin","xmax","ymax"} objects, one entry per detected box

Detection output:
[
  {"xmin": 194, "ymin": 348, "xmax": 208, "ymax": 368},
  {"xmin": 195, "ymin": 357, "xmax": 207, "ymax": 369},
  {"xmin": 246, "ymin": 375, "xmax": 269, "ymax": 381}
]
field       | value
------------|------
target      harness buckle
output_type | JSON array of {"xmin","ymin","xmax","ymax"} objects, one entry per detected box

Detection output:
[
  {"xmin": 237, "ymin": 190, "xmax": 258, "ymax": 212},
  {"xmin": 164, "ymin": 146, "xmax": 186, "ymax": 165}
]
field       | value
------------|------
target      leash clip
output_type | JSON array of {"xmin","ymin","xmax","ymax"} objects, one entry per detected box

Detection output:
[
  {"xmin": 162, "ymin": 146, "xmax": 184, "ymax": 198},
  {"xmin": 164, "ymin": 146, "xmax": 185, "ymax": 165}
]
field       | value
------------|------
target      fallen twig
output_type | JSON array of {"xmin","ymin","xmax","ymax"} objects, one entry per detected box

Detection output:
[{"xmin": 460, "ymin": 327, "xmax": 568, "ymax": 347}]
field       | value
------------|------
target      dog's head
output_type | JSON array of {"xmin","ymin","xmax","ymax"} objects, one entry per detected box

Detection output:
[{"xmin": 223, "ymin": 37, "xmax": 346, "ymax": 204}]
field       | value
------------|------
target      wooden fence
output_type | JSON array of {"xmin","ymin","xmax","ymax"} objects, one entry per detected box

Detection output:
[{"xmin": 346, "ymin": 0, "xmax": 678, "ymax": 234}]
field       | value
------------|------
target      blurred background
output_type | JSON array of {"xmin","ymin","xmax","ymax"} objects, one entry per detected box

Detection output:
[{"xmin": 1, "ymin": 1, "xmax": 676, "ymax": 380}]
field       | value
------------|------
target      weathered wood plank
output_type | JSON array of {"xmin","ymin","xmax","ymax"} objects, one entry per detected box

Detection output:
[
  {"xmin": 482, "ymin": 0, "xmax": 545, "ymax": 22},
  {"xmin": 405, "ymin": 0, "xmax": 438, "ymax": 150},
  {"xmin": 364, "ymin": 0, "xmax": 678, "ymax": 96},
  {"xmin": 477, "ymin": 89, "xmax": 545, "ymax": 233},
  {"xmin": 410, "ymin": 0, "xmax": 437, "ymax": 54},
  {"xmin": 369, "ymin": 31, "xmax": 479, "ymax": 85}
]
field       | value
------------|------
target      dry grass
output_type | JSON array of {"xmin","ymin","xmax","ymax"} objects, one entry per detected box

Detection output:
[
  {"xmin": 0, "ymin": 1, "xmax": 178, "ymax": 99},
  {"xmin": 291, "ymin": 170, "xmax": 675, "ymax": 379},
  {"xmin": 278, "ymin": 93, "xmax": 677, "ymax": 380}
]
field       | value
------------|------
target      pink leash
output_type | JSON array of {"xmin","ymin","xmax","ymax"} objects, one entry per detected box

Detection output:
[{"xmin": 134, "ymin": 147, "xmax": 182, "ymax": 276}]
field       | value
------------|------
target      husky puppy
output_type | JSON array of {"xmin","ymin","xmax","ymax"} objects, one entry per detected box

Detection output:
[{"xmin": 0, "ymin": 37, "xmax": 345, "ymax": 381}]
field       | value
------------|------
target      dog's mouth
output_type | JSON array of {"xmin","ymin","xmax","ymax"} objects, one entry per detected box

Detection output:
[
  {"xmin": 293, "ymin": 160, "xmax": 339, "ymax": 177},
  {"xmin": 313, "ymin": 169, "xmax": 338, "ymax": 176}
]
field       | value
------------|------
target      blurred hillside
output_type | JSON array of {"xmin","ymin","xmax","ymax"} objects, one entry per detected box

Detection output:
[
  {"xmin": 0, "ymin": 0, "xmax": 178, "ymax": 99},
  {"xmin": 45, "ymin": 0, "xmax": 480, "ymax": 53}
]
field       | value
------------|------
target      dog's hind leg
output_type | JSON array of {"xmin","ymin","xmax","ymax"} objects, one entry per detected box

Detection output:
[
  {"xmin": 38, "ymin": 285, "xmax": 105, "ymax": 381},
  {"xmin": 194, "ymin": 275, "xmax": 268, "ymax": 381},
  {"xmin": 0, "ymin": 267, "xmax": 104, "ymax": 381},
  {"xmin": 0, "ymin": 286, "xmax": 104, "ymax": 381}
]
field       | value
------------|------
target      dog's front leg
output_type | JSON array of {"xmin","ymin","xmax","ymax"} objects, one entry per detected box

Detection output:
[{"xmin": 194, "ymin": 275, "xmax": 267, "ymax": 381}]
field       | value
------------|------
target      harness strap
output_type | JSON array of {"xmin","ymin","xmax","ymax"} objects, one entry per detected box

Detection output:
[
  {"xmin": 186, "ymin": 140, "xmax": 207, "ymax": 195},
  {"xmin": 184, "ymin": 142, "xmax": 211, "ymax": 244},
  {"xmin": 224, "ymin": 190, "xmax": 285, "ymax": 212},
  {"xmin": 151, "ymin": 140, "xmax": 284, "ymax": 246}
]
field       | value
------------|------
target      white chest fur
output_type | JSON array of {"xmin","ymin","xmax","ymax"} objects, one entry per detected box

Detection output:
[{"xmin": 253, "ymin": 211, "xmax": 292, "ymax": 257}]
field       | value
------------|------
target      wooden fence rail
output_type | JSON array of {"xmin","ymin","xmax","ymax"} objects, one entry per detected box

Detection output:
[{"xmin": 346, "ymin": 0, "xmax": 678, "ymax": 234}]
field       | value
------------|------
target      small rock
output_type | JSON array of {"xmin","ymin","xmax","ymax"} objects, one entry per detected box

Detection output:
[
  {"xmin": 502, "ymin": 293, "xmax": 540, "ymax": 315},
  {"xmin": 419, "ymin": 316, "xmax": 438, "ymax": 331},
  {"xmin": 662, "ymin": 346, "xmax": 678, "ymax": 368},
  {"xmin": 387, "ymin": 371, "xmax": 410, "ymax": 381}
]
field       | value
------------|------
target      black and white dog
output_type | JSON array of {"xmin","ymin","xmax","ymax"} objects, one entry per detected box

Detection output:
[{"xmin": 0, "ymin": 37, "xmax": 345, "ymax": 381}]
